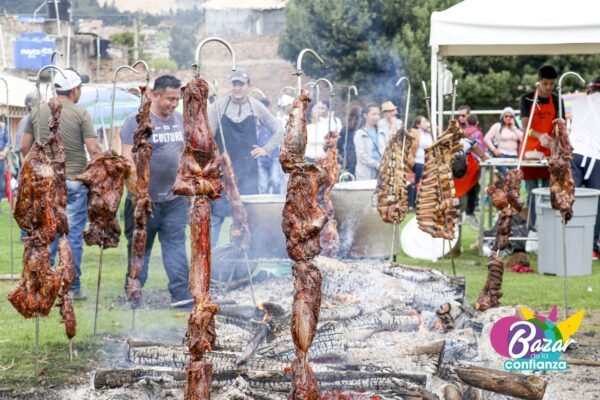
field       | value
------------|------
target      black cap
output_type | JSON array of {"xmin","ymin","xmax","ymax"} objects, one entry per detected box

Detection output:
[{"xmin": 230, "ymin": 68, "xmax": 250, "ymax": 84}]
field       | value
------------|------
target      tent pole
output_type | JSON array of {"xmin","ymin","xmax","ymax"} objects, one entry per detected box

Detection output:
[
  {"xmin": 437, "ymin": 60, "xmax": 444, "ymax": 134},
  {"xmin": 431, "ymin": 46, "xmax": 438, "ymax": 141}
]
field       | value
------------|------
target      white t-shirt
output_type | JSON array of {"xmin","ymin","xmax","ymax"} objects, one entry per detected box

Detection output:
[
  {"xmin": 570, "ymin": 93, "xmax": 600, "ymax": 160},
  {"xmin": 305, "ymin": 114, "xmax": 342, "ymax": 160}
]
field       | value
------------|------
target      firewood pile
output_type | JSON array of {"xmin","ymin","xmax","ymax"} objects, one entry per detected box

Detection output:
[{"xmin": 92, "ymin": 257, "xmax": 549, "ymax": 400}]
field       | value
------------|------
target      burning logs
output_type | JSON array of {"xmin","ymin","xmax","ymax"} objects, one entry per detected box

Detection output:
[
  {"xmin": 549, "ymin": 118, "xmax": 575, "ymax": 224},
  {"xmin": 127, "ymin": 88, "xmax": 154, "ymax": 307},
  {"xmin": 376, "ymin": 129, "xmax": 414, "ymax": 224},
  {"xmin": 76, "ymin": 151, "xmax": 131, "ymax": 249},
  {"xmin": 476, "ymin": 169, "xmax": 524, "ymax": 311},
  {"xmin": 280, "ymin": 89, "xmax": 329, "ymax": 399},
  {"xmin": 416, "ymin": 121, "xmax": 463, "ymax": 240},
  {"xmin": 172, "ymin": 76, "xmax": 223, "ymax": 400}
]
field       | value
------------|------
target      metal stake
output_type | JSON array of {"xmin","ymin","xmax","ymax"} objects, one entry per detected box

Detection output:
[
  {"xmin": 294, "ymin": 49, "xmax": 325, "ymax": 94},
  {"xmin": 562, "ymin": 223, "xmax": 569, "ymax": 319},
  {"xmin": 244, "ymin": 252, "xmax": 257, "ymax": 306},
  {"xmin": 556, "ymin": 71, "xmax": 585, "ymax": 320},
  {"xmin": 110, "ymin": 64, "xmax": 140, "ymax": 151},
  {"xmin": 93, "ymin": 248, "xmax": 104, "ymax": 337},
  {"xmin": 68, "ymin": 338, "xmax": 73, "ymax": 362},
  {"xmin": 0, "ymin": 77, "xmax": 14, "ymax": 280},
  {"xmin": 390, "ymin": 222, "xmax": 397, "ymax": 265}
]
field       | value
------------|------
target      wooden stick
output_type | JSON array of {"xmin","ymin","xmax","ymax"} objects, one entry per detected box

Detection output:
[
  {"xmin": 566, "ymin": 358, "xmax": 600, "ymax": 367},
  {"xmin": 34, "ymin": 315, "xmax": 39, "ymax": 378}
]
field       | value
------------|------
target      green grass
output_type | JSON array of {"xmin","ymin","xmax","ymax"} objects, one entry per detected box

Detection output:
[{"xmin": 0, "ymin": 199, "xmax": 598, "ymax": 389}]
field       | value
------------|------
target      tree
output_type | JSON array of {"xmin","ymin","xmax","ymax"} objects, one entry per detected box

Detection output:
[
  {"xmin": 279, "ymin": 0, "xmax": 600, "ymax": 127},
  {"xmin": 169, "ymin": 25, "xmax": 196, "ymax": 69}
]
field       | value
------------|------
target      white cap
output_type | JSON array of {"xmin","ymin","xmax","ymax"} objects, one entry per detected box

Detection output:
[
  {"xmin": 278, "ymin": 94, "xmax": 294, "ymax": 108},
  {"xmin": 54, "ymin": 70, "xmax": 82, "ymax": 91}
]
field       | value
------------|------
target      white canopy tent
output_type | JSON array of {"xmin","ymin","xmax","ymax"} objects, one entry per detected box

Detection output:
[{"xmin": 429, "ymin": 0, "xmax": 600, "ymax": 136}]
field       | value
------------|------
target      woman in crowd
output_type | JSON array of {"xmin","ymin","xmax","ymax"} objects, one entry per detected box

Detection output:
[
  {"xmin": 484, "ymin": 106, "xmax": 522, "ymax": 177},
  {"xmin": 354, "ymin": 103, "xmax": 385, "ymax": 180},
  {"xmin": 409, "ymin": 115, "xmax": 432, "ymax": 207},
  {"xmin": 337, "ymin": 104, "xmax": 361, "ymax": 177},
  {"xmin": 306, "ymin": 99, "xmax": 342, "ymax": 162}
]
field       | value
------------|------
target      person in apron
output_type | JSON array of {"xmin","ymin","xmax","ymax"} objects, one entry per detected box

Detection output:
[
  {"xmin": 519, "ymin": 65, "xmax": 564, "ymax": 230},
  {"xmin": 207, "ymin": 68, "xmax": 285, "ymax": 246}
]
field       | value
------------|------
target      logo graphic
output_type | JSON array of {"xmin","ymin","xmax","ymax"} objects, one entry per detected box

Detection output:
[{"xmin": 490, "ymin": 306, "xmax": 584, "ymax": 371}]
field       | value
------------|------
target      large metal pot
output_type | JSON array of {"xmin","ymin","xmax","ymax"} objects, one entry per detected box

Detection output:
[
  {"xmin": 240, "ymin": 194, "xmax": 287, "ymax": 259},
  {"xmin": 331, "ymin": 179, "xmax": 399, "ymax": 258}
]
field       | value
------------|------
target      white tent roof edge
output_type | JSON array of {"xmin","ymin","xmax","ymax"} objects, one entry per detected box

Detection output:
[{"xmin": 428, "ymin": 0, "xmax": 600, "ymax": 134}]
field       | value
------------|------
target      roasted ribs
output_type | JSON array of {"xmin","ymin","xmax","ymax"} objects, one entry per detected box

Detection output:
[
  {"xmin": 316, "ymin": 130, "xmax": 340, "ymax": 257},
  {"xmin": 416, "ymin": 120, "xmax": 463, "ymax": 240},
  {"xmin": 377, "ymin": 128, "xmax": 414, "ymax": 224}
]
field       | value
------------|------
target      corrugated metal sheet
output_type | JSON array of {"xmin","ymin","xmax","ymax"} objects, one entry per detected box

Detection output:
[{"xmin": 202, "ymin": 0, "xmax": 287, "ymax": 11}]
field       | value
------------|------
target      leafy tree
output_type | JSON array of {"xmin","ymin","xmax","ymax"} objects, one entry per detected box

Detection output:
[
  {"xmin": 151, "ymin": 57, "xmax": 177, "ymax": 71},
  {"xmin": 110, "ymin": 31, "xmax": 145, "ymax": 64},
  {"xmin": 169, "ymin": 25, "xmax": 196, "ymax": 69},
  {"xmin": 280, "ymin": 0, "xmax": 600, "ymax": 127}
]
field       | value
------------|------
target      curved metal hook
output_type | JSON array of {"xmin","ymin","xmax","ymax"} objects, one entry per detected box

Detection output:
[
  {"xmin": 347, "ymin": 85, "xmax": 358, "ymax": 97},
  {"xmin": 295, "ymin": 48, "xmax": 325, "ymax": 92},
  {"xmin": 395, "ymin": 76, "xmax": 411, "ymax": 127},
  {"xmin": 557, "ymin": 71, "xmax": 586, "ymax": 120},
  {"xmin": 313, "ymin": 78, "xmax": 334, "ymax": 95},
  {"xmin": 35, "ymin": 65, "xmax": 67, "ymax": 141},
  {"xmin": 50, "ymin": 51, "xmax": 63, "ymax": 64},
  {"xmin": 194, "ymin": 37, "xmax": 236, "ymax": 76},
  {"xmin": 132, "ymin": 59, "xmax": 151, "ymax": 88},
  {"xmin": 110, "ymin": 65, "xmax": 141, "ymax": 150}
]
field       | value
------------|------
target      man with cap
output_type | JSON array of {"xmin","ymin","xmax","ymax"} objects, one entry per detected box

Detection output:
[
  {"xmin": 21, "ymin": 68, "xmax": 102, "ymax": 300},
  {"xmin": 378, "ymin": 100, "xmax": 403, "ymax": 142},
  {"xmin": 120, "ymin": 75, "xmax": 193, "ymax": 308},
  {"xmin": 519, "ymin": 64, "xmax": 565, "ymax": 229},
  {"xmin": 207, "ymin": 68, "xmax": 284, "ymax": 244}
]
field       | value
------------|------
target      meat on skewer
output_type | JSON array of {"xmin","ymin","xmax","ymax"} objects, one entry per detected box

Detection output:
[
  {"xmin": 221, "ymin": 153, "xmax": 251, "ymax": 252},
  {"xmin": 56, "ymin": 238, "xmax": 76, "ymax": 339},
  {"xmin": 476, "ymin": 168, "xmax": 524, "ymax": 311},
  {"xmin": 7, "ymin": 236, "xmax": 62, "ymax": 318},
  {"xmin": 14, "ymin": 142, "xmax": 56, "ymax": 245},
  {"xmin": 281, "ymin": 89, "xmax": 328, "ymax": 399},
  {"xmin": 127, "ymin": 88, "xmax": 154, "ymax": 307},
  {"xmin": 45, "ymin": 98, "xmax": 69, "ymax": 235},
  {"xmin": 415, "ymin": 121, "xmax": 463, "ymax": 240},
  {"xmin": 76, "ymin": 151, "xmax": 131, "ymax": 249},
  {"xmin": 549, "ymin": 118, "xmax": 575, "ymax": 224},
  {"xmin": 172, "ymin": 77, "xmax": 222, "ymax": 400},
  {"xmin": 376, "ymin": 129, "xmax": 414, "ymax": 224},
  {"xmin": 316, "ymin": 130, "xmax": 340, "ymax": 257}
]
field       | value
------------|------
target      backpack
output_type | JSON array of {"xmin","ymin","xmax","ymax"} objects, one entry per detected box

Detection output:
[{"xmin": 452, "ymin": 151, "xmax": 468, "ymax": 178}]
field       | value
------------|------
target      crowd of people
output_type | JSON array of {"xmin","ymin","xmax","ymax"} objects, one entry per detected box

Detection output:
[{"xmin": 2, "ymin": 63, "xmax": 600, "ymax": 306}]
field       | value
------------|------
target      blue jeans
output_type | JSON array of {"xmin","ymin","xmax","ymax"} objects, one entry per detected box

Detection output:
[
  {"xmin": 50, "ymin": 180, "xmax": 89, "ymax": 292},
  {"xmin": 124, "ymin": 196, "xmax": 191, "ymax": 302},
  {"xmin": 496, "ymin": 154, "xmax": 518, "ymax": 178}
]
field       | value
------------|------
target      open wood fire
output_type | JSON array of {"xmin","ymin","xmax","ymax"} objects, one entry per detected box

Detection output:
[{"xmin": 93, "ymin": 257, "xmax": 548, "ymax": 400}]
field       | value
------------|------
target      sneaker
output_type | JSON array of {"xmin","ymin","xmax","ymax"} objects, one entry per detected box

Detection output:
[
  {"xmin": 593, "ymin": 251, "xmax": 599, "ymax": 261},
  {"xmin": 69, "ymin": 290, "xmax": 88, "ymax": 301},
  {"xmin": 170, "ymin": 298, "xmax": 194, "ymax": 308},
  {"xmin": 464, "ymin": 214, "xmax": 480, "ymax": 230}
]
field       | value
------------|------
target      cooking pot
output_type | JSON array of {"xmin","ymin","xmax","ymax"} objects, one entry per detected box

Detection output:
[{"xmin": 331, "ymin": 179, "xmax": 400, "ymax": 258}]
